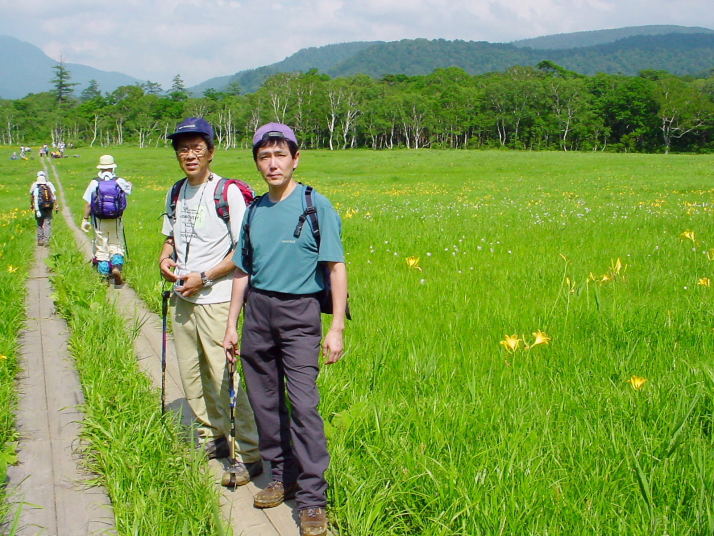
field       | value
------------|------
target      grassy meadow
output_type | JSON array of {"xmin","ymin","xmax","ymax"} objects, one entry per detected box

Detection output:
[{"xmin": 4, "ymin": 146, "xmax": 714, "ymax": 535}]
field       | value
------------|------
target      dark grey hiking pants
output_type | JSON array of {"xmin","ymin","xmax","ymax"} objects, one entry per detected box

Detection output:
[
  {"xmin": 241, "ymin": 288, "xmax": 329, "ymax": 509},
  {"xmin": 35, "ymin": 209, "xmax": 53, "ymax": 244}
]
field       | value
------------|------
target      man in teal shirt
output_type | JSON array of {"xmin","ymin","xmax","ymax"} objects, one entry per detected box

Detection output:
[{"xmin": 223, "ymin": 123, "xmax": 347, "ymax": 536}]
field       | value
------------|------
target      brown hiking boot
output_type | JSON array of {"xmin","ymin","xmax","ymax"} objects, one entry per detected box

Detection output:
[
  {"xmin": 253, "ymin": 480, "xmax": 298, "ymax": 508},
  {"xmin": 111, "ymin": 267, "xmax": 123, "ymax": 285},
  {"xmin": 221, "ymin": 460, "xmax": 263, "ymax": 487},
  {"xmin": 299, "ymin": 507, "xmax": 328, "ymax": 536}
]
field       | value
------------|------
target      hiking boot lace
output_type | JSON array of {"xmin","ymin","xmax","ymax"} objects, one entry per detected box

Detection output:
[{"xmin": 304, "ymin": 507, "xmax": 323, "ymax": 520}]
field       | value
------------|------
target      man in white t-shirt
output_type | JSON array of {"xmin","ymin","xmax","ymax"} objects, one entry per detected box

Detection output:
[
  {"xmin": 158, "ymin": 117, "xmax": 260, "ymax": 485},
  {"xmin": 81, "ymin": 155, "xmax": 132, "ymax": 285},
  {"xmin": 29, "ymin": 170, "xmax": 58, "ymax": 246}
]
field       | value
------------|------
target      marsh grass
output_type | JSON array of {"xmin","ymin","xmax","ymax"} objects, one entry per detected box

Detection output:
[
  {"xmin": 45, "ymin": 147, "xmax": 714, "ymax": 534},
  {"xmin": 0, "ymin": 155, "xmax": 41, "ymax": 527}
]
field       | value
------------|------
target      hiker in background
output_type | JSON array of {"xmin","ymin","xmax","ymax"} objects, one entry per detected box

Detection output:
[
  {"xmin": 158, "ymin": 117, "xmax": 261, "ymax": 484},
  {"xmin": 29, "ymin": 170, "xmax": 58, "ymax": 246},
  {"xmin": 80, "ymin": 154, "xmax": 132, "ymax": 285},
  {"xmin": 223, "ymin": 123, "xmax": 348, "ymax": 536}
]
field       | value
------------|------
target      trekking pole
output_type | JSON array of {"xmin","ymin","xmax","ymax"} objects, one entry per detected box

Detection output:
[
  {"xmin": 121, "ymin": 219, "xmax": 129, "ymax": 260},
  {"xmin": 161, "ymin": 289, "xmax": 170, "ymax": 414},
  {"xmin": 221, "ymin": 356, "xmax": 240, "ymax": 487}
]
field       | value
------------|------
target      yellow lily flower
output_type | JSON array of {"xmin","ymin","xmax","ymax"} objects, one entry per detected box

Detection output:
[
  {"xmin": 499, "ymin": 334, "xmax": 521, "ymax": 352},
  {"xmin": 698, "ymin": 277, "xmax": 711, "ymax": 287},
  {"xmin": 529, "ymin": 330, "xmax": 551, "ymax": 347},
  {"xmin": 627, "ymin": 375, "xmax": 647, "ymax": 390},
  {"xmin": 7, "ymin": 265, "xmax": 17, "ymax": 273},
  {"xmin": 680, "ymin": 230, "xmax": 696, "ymax": 243},
  {"xmin": 405, "ymin": 256, "xmax": 422, "ymax": 271},
  {"xmin": 611, "ymin": 258, "xmax": 622, "ymax": 275},
  {"xmin": 564, "ymin": 277, "xmax": 576, "ymax": 294},
  {"xmin": 0, "ymin": 355, "xmax": 7, "ymax": 360}
]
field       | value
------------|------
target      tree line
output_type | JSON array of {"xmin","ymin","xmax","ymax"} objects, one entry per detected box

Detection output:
[{"xmin": 2, "ymin": 61, "xmax": 713, "ymax": 153}]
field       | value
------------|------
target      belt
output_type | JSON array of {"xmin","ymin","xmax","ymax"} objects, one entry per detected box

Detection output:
[{"xmin": 250, "ymin": 287, "xmax": 319, "ymax": 300}]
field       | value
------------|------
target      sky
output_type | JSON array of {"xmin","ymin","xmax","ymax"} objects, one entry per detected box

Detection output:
[{"xmin": 0, "ymin": 0, "xmax": 712, "ymax": 88}]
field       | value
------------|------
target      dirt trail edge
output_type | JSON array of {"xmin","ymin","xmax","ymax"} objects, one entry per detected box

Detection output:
[
  {"xmin": 48, "ymin": 161, "xmax": 304, "ymax": 536},
  {"xmin": 5, "ymin": 245, "xmax": 116, "ymax": 535}
]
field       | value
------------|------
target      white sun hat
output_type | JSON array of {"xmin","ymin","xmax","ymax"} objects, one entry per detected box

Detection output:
[{"xmin": 97, "ymin": 154, "xmax": 117, "ymax": 169}]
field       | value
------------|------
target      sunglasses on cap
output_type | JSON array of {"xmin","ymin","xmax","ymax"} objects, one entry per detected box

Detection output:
[{"xmin": 262, "ymin": 131, "xmax": 288, "ymax": 141}]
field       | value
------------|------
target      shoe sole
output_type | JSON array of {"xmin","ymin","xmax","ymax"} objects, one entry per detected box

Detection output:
[
  {"xmin": 300, "ymin": 527, "xmax": 327, "ymax": 536},
  {"xmin": 111, "ymin": 269, "xmax": 123, "ymax": 285}
]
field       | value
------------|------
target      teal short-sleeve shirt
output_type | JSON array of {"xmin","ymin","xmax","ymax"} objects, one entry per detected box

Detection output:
[{"xmin": 234, "ymin": 183, "xmax": 344, "ymax": 295}]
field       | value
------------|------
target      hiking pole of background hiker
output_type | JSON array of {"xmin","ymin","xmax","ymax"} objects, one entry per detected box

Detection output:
[
  {"xmin": 121, "ymin": 219, "xmax": 129, "ymax": 261},
  {"xmin": 161, "ymin": 289, "xmax": 170, "ymax": 414},
  {"xmin": 221, "ymin": 356, "xmax": 241, "ymax": 487}
]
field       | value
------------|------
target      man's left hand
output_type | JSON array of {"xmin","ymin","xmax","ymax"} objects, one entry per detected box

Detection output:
[{"xmin": 322, "ymin": 328, "xmax": 344, "ymax": 365}]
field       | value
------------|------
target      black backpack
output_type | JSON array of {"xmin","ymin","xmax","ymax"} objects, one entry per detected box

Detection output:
[{"xmin": 37, "ymin": 184, "xmax": 54, "ymax": 210}]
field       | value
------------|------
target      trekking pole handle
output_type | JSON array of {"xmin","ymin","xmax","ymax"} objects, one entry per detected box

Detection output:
[
  {"xmin": 161, "ymin": 290, "xmax": 170, "ymax": 315},
  {"xmin": 226, "ymin": 351, "xmax": 236, "ymax": 407}
]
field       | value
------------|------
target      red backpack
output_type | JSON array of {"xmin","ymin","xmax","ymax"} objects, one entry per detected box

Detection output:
[{"xmin": 167, "ymin": 177, "xmax": 255, "ymax": 224}]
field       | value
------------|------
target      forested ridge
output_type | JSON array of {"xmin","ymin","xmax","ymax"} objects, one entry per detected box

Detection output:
[
  {"xmin": 201, "ymin": 30, "xmax": 714, "ymax": 94},
  {"xmin": 3, "ymin": 61, "xmax": 713, "ymax": 154}
]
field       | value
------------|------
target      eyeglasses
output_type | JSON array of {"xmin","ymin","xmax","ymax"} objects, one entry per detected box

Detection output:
[{"xmin": 176, "ymin": 144, "xmax": 209, "ymax": 157}]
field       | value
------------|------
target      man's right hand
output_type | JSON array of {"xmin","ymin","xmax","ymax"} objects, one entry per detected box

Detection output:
[
  {"xmin": 223, "ymin": 328, "xmax": 239, "ymax": 363},
  {"xmin": 159, "ymin": 257, "xmax": 178, "ymax": 282}
]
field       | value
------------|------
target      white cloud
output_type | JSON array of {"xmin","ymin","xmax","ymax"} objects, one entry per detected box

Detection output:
[{"xmin": 0, "ymin": 0, "xmax": 711, "ymax": 87}]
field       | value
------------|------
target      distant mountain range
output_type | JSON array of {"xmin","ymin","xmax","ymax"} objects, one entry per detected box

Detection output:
[
  {"xmin": 0, "ymin": 35, "xmax": 140, "ymax": 100},
  {"xmin": 511, "ymin": 24, "xmax": 714, "ymax": 49},
  {"xmin": 196, "ymin": 25, "xmax": 714, "ymax": 94},
  {"xmin": 1, "ymin": 25, "xmax": 713, "ymax": 100}
]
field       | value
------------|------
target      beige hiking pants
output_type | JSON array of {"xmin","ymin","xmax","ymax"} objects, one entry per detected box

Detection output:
[
  {"xmin": 92, "ymin": 218, "xmax": 125, "ymax": 261},
  {"xmin": 172, "ymin": 298, "xmax": 260, "ymax": 463}
]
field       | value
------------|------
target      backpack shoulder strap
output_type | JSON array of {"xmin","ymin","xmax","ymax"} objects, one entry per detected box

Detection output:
[
  {"xmin": 213, "ymin": 177, "xmax": 229, "ymax": 221},
  {"xmin": 241, "ymin": 193, "xmax": 263, "ymax": 273},
  {"xmin": 214, "ymin": 178, "xmax": 256, "ymax": 221},
  {"xmin": 293, "ymin": 184, "xmax": 320, "ymax": 246},
  {"xmin": 167, "ymin": 178, "xmax": 187, "ymax": 222}
]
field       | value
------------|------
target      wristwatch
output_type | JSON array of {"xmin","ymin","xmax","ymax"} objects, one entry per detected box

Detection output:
[{"xmin": 200, "ymin": 272, "xmax": 213, "ymax": 288}]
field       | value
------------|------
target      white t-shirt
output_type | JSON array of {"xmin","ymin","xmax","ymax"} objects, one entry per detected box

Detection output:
[
  {"xmin": 82, "ymin": 175, "xmax": 133, "ymax": 203},
  {"xmin": 161, "ymin": 174, "xmax": 247, "ymax": 304}
]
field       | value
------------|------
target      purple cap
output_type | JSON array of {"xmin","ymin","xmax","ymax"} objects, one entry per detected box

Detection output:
[
  {"xmin": 252, "ymin": 122, "xmax": 298, "ymax": 148},
  {"xmin": 167, "ymin": 117, "xmax": 214, "ymax": 142}
]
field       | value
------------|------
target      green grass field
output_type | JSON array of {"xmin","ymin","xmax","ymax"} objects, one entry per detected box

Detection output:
[{"xmin": 4, "ymin": 146, "xmax": 714, "ymax": 534}]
